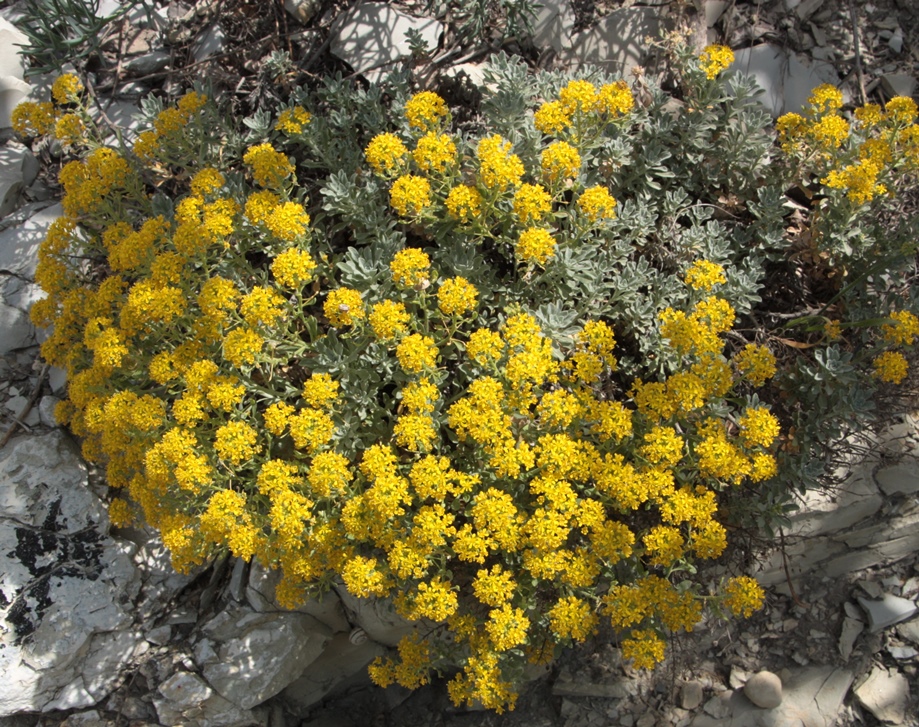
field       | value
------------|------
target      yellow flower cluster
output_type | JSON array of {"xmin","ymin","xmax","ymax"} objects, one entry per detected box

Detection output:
[
  {"xmin": 404, "ymin": 91, "xmax": 449, "ymax": 130},
  {"xmin": 244, "ymin": 143, "xmax": 295, "ymax": 188},
  {"xmin": 365, "ymin": 133, "xmax": 408, "ymax": 175},
  {"xmin": 390, "ymin": 175, "xmax": 432, "ymax": 216},
  {"xmin": 275, "ymin": 106, "xmax": 311, "ymax": 134},
  {"xmin": 534, "ymin": 79, "xmax": 635, "ymax": 136},
  {"xmin": 390, "ymin": 248, "xmax": 431, "ymax": 288},
  {"xmin": 699, "ymin": 45, "xmax": 734, "ymax": 80}
]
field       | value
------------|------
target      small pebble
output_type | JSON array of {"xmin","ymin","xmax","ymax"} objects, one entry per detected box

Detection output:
[{"xmin": 744, "ymin": 670, "xmax": 783, "ymax": 709}]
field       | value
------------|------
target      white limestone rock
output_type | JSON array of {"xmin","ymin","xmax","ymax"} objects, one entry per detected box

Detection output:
[
  {"xmin": 201, "ymin": 607, "xmax": 332, "ymax": 709},
  {"xmin": 732, "ymin": 44, "xmax": 842, "ymax": 117},
  {"xmin": 0, "ymin": 17, "xmax": 29, "ymax": 128},
  {"xmin": 560, "ymin": 7, "xmax": 666, "ymax": 78},
  {"xmin": 529, "ymin": 0, "xmax": 576, "ymax": 54},
  {"xmin": 282, "ymin": 632, "xmax": 385, "ymax": 714},
  {"xmin": 743, "ymin": 671, "xmax": 783, "ymax": 709},
  {"xmin": 854, "ymin": 666, "xmax": 910, "ymax": 725},
  {"xmin": 330, "ymin": 3, "xmax": 443, "ymax": 84},
  {"xmin": 0, "ymin": 203, "xmax": 62, "ymax": 279},
  {"xmin": 247, "ymin": 557, "xmax": 350, "ymax": 633},
  {"xmin": 335, "ymin": 583, "xmax": 418, "ymax": 647},
  {"xmin": 0, "ymin": 299, "xmax": 34, "ymax": 354},
  {"xmin": 0, "ymin": 432, "xmax": 142, "ymax": 716}
]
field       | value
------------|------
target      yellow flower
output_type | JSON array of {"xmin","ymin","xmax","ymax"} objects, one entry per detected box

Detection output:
[
  {"xmin": 559, "ymin": 79, "xmax": 598, "ymax": 115},
  {"xmin": 52, "ymin": 73, "xmax": 84, "ymax": 105},
  {"xmin": 513, "ymin": 184, "xmax": 552, "ymax": 224},
  {"xmin": 214, "ymin": 421, "xmax": 261, "ymax": 465},
  {"xmin": 472, "ymin": 565, "xmax": 515, "ymax": 607},
  {"xmin": 54, "ymin": 113, "xmax": 85, "ymax": 145},
  {"xmin": 873, "ymin": 350, "xmax": 908, "ymax": 384},
  {"xmin": 577, "ymin": 186, "xmax": 617, "ymax": 222},
  {"xmin": 597, "ymin": 81, "xmax": 635, "ymax": 116},
  {"xmin": 811, "ymin": 114, "xmax": 849, "ymax": 148},
  {"xmin": 684, "ymin": 260, "xmax": 726, "ymax": 291},
  {"xmin": 548, "ymin": 596, "xmax": 597, "ymax": 642},
  {"xmin": 643, "ymin": 525, "xmax": 684, "ymax": 567},
  {"xmin": 12, "ymin": 101, "xmax": 56, "ymax": 137},
  {"xmin": 477, "ymin": 135, "xmax": 524, "ymax": 191},
  {"xmin": 241, "ymin": 286, "xmax": 286, "ymax": 327},
  {"xmin": 190, "ymin": 168, "xmax": 225, "ymax": 197},
  {"xmin": 365, "ymin": 133, "xmax": 408, "ymax": 175},
  {"xmin": 224, "ymin": 328, "xmax": 264, "ymax": 367},
  {"xmin": 341, "ymin": 555, "xmax": 391, "ymax": 597},
  {"xmin": 243, "ymin": 143, "xmax": 295, "ymax": 188},
  {"xmin": 413, "ymin": 132, "xmax": 456, "ymax": 173},
  {"xmin": 738, "ymin": 406, "xmax": 780, "ymax": 448},
  {"xmin": 722, "ymin": 576, "xmax": 764, "ymax": 617},
  {"xmin": 444, "ymin": 185, "xmax": 483, "ymax": 223},
  {"xmin": 404, "ymin": 91, "xmax": 448, "ymax": 130},
  {"xmin": 265, "ymin": 201, "xmax": 310, "ymax": 241},
  {"xmin": 486, "ymin": 603, "xmax": 530, "ymax": 651},
  {"xmin": 437, "ymin": 277, "xmax": 478, "ymax": 316},
  {"xmin": 466, "ymin": 329, "xmax": 504, "ymax": 366},
  {"xmin": 886, "ymin": 96, "xmax": 918, "ymax": 125},
  {"xmin": 275, "ymin": 106, "xmax": 311, "ymax": 134},
  {"xmin": 390, "ymin": 248, "xmax": 431, "ymax": 288},
  {"xmin": 882, "ymin": 310, "xmax": 919, "ymax": 346},
  {"xmin": 534, "ymin": 100, "xmax": 571, "ymax": 135},
  {"xmin": 303, "ymin": 373, "xmax": 339, "ymax": 409},
  {"xmin": 622, "ymin": 629, "xmax": 666, "ymax": 669},
  {"xmin": 271, "ymin": 248, "xmax": 317, "ymax": 288},
  {"xmin": 541, "ymin": 141, "xmax": 581, "ymax": 183},
  {"xmin": 390, "ymin": 175, "xmax": 432, "ymax": 216},
  {"xmin": 699, "ymin": 44, "xmax": 734, "ymax": 80},
  {"xmin": 324, "ymin": 288, "xmax": 365, "ymax": 327},
  {"xmin": 396, "ymin": 334, "xmax": 438, "ymax": 373},
  {"xmin": 516, "ymin": 227, "xmax": 556, "ymax": 266},
  {"xmin": 808, "ymin": 84, "xmax": 843, "ymax": 114},
  {"xmin": 108, "ymin": 498, "xmax": 133, "ymax": 528},
  {"xmin": 369, "ymin": 300, "xmax": 411, "ymax": 340},
  {"xmin": 733, "ymin": 343, "xmax": 777, "ymax": 386}
]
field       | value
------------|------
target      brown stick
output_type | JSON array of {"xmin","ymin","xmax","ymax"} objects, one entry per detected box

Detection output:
[
  {"xmin": 0, "ymin": 363, "xmax": 50, "ymax": 449},
  {"xmin": 849, "ymin": 0, "xmax": 868, "ymax": 106}
]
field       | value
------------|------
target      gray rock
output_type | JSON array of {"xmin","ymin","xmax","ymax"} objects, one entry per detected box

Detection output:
[
  {"xmin": 857, "ymin": 594, "xmax": 918, "ymax": 632},
  {"xmin": 876, "ymin": 464, "xmax": 919, "ymax": 496},
  {"xmin": 561, "ymin": 7, "xmax": 666, "ymax": 78},
  {"xmin": 202, "ymin": 609, "xmax": 331, "ymax": 709},
  {"xmin": 732, "ymin": 44, "xmax": 841, "ymax": 117},
  {"xmin": 0, "ymin": 432, "xmax": 142, "ymax": 716},
  {"xmin": 193, "ymin": 24, "xmax": 225, "ymax": 62},
  {"xmin": 795, "ymin": 0, "xmax": 824, "ymax": 21},
  {"xmin": 0, "ymin": 76, "xmax": 32, "ymax": 129},
  {"xmin": 146, "ymin": 625, "xmax": 172, "ymax": 646},
  {"xmin": 284, "ymin": 0, "xmax": 321, "ymax": 24},
  {"xmin": 159, "ymin": 671, "xmax": 213, "ymax": 709},
  {"xmin": 838, "ymin": 614, "xmax": 863, "ymax": 660},
  {"xmin": 0, "ymin": 17, "xmax": 29, "ymax": 128},
  {"xmin": 681, "ymin": 680, "xmax": 705, "ymax": 710},
  {"xmin": 898, "ymin": 618, "xmax": 919, "ymax": 646},
  {"xmin": 4, "ymin": 394, "xmax": 39, "ymax": 427},
  {"xmin": 48, "ymin": 366, "xmax": 67, "ymax": 394},
  {"xmin": 692, "ymin": 666, "xmax": 852, "ymax": 727},
  {"xmin": 247, "ymin": 559, "xmax": 350, "ymax": 633},
  {"xmin": 854, "ymin": 666, "xmax": 909, "ymax": 724},
  {"xmin": 882, "ymin": 74, "xmax": 917, "ymax": 100},
  {"xmin": 125, "ymin": 50, "xmax": 171, "ymax": 76},
  {"xmin": 0, "ymin": 203, "xmax": 61, "ymax": 279},
  {"xmin": 38, "ymin": 395, "xmax": 59, "ymax": 427},
  {"xmin": 786, "ymin": 471, "xmax": 881, "ymax": 537},
  {"xmin": 60, "ymin": 711, "xmax": 102, "ymax": 727},
  {"xmin": 704, "ymin": 0, "xmax": 729, "ymax": 27},
  {"xmin": 0, "ymin": 299, "xmax": 34, "ymax": 354},
  {"xmin": 888, "ymin": 28, "xmax": 903, "ymax": 55},
  {"xmin": 282, "ymin": 632, "xmax": 385, "ymax": 714},
  {"xmin": 887, "ymin": 645, "xmax": 918, "ymax": 659},
  {"xmin": 744, "ymin": 671, "xmax": 782, "ymax": 709},
  {"xmin": 530, "ymin": 0, "xmax": 576, "ymax": 54},
  {"xmin": 330, "ymin": 3, "xmax": 443, "ymax": 84},
  {"xmin": 335, "ymin": 583, "xmax": 417, "ymax": 647}
]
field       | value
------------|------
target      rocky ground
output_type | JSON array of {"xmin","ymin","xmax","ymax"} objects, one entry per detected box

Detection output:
[{"xmin": 1, "ymin": 1, "xmax": 918, "ymax": 726}]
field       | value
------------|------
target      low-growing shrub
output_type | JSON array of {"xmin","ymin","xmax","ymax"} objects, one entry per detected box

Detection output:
[{"xmin": 14, "ymin": 41, "xmax": 919, "ymax": 711}]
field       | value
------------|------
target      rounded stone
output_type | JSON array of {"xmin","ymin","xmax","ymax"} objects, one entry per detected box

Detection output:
[{"xmin": 744, "ymin": 670, "xmax": 783, "ymax": 709}]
